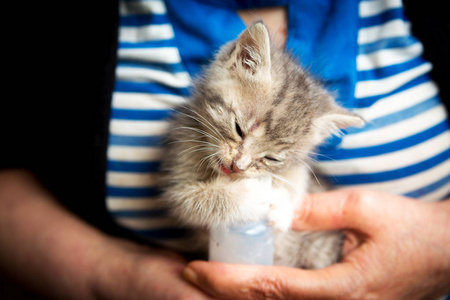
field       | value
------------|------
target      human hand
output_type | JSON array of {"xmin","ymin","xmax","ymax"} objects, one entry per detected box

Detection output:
[
  {"xmin": 92, "ymin": 238, "xmax": 217, "ymax": 300},
  {"xmin": 182, "ymin": 189, "xmax": 450, "ymax": 299}
]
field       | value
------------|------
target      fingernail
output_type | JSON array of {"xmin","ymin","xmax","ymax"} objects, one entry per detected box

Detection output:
[{"xmin": 183, "ymin": 267, "xmax": 199, "ymax": 285}]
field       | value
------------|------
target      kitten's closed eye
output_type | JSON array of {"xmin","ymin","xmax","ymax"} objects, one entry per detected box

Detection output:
[
  {"xmin": 264, "ymin": 156, "xmax": 281, "ymax": 162},
  {"xmin": 235, "ymin": 121, "xmax": 244, "ymax": 138}
]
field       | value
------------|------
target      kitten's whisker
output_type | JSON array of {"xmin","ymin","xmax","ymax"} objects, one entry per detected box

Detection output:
[
  {"xmin": 173, "ymin": 109, "xmax": 221, "ymax": 141},
  {"xmin": 178, "ymin": 146, "xmax": 217, "ymax": 159},
  {"xmin": 206, "ymin": 156, "xmax": 220, "ymax": 173},
  {"xmin": 266, "ymin": 171, "xmax": 296, "ymax": 191},
  {"xmin": 291, "ymin": 152, "xmax": 338, "ymax": 184},
  {"xmin": 213, "ymin": 157, "xmax": 224, "ymax": 172},
  {"xmin": 290, "ymin": 150, "xmax": 321, "ymax": 164},
  {"xmin": 178, "ymin": 144, "xmax": 204, "ymax": 156},
  {"xmin": 292, "ymin": 149, "xmax": 337, "ymax": 162},
  {"xmin": 292, "ymin": 156, "xmax": 322, "ymax": 188},
  {"xmin": 195, "ymin": 152, "xmax": 219, "ymax": 173},
  {"xmin": 174, "ymin": 107, "xmax": 226, "ymax": 143},
  {"xmin": 174, "ymin": 126, "xmax": 223, "ymax": 145},
  {"xmin": 170, "ymin": 139, "xmax": 219, "ymax": 148},
  {"xmin": 180, "ymin": 106, "xmax": 227, "ymax": 142},
  {"xmin": 314, "ymin": 165, "xmax": 339, "ymax": 183}
]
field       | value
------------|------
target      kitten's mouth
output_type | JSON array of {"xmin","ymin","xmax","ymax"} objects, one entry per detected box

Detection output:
[
  {"xmin": 219, "ymin": 163, "xmax": 233, "ymax": 175},
  {"xmin": 219, "ymin": 162, "xmax": 247, "ymax": 175}
]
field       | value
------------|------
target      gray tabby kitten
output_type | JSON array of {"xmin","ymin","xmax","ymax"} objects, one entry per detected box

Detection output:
[{"xmin": 161, "ymin": 21, "xmax": 363, "ymax": 268}]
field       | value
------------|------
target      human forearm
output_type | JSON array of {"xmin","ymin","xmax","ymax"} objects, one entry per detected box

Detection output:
[
  {"xmin": 0, "ymin": 169, "xmax": 215, "ymax": 300},
  {"xmin": 0, "ymin": 169, "xmax": 110, "ymax": 299}
]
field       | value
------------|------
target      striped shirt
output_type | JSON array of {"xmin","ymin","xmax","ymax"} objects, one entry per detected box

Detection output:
[
  {"xmin": 106, "ymin": 0, "xmax": 450, "ymax": 253},
  {"xmin": 315, "ymin": 0, "xmax": 450, "ymax": 201}
]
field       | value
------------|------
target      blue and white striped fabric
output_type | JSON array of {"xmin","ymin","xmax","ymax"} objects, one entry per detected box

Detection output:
[
  {"xmin": 106, "ymin": 0, "xmax": 450, "ymax": 250},
  {"xmin": 106, "ymin": 0, "xmax": 192, "ymax": 247},
  {"xmin": 315, "ymin": 0, "xmax": 450, "ymax": 201}
]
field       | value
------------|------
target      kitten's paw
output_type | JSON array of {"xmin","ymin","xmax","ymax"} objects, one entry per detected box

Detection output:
[
  {"xmin": 242, "ymin": 176, "xmax": 272, "ymax": 200},
  {"xmin": 237, "ymin": 176, "xmax": 273, "ymax": 221},
  {"xmin": 268, "ymin": 187, "xmax": 294, "ymax": 232}
]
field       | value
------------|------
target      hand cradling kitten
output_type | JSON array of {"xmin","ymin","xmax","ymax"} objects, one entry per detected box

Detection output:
[{"xmin": 161, "ymin": 21, "xmax": 363, "ymax": 268}]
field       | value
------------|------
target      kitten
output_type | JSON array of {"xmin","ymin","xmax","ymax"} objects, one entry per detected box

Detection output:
[{"xmin": 161, "ymin": 21, "xmax": 363, "ymax": 268}]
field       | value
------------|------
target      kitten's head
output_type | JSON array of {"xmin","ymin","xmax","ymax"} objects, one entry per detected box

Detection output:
[{"xmin": 183, "ymin": 21, "xmax": 363, "ymax": 178}]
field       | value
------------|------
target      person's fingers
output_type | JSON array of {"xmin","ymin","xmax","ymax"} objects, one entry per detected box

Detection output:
[
  {"xmin": 292, "ymin": 188, "xmax": 380, "ymax": 232},
  {"xmin": 184, "ymin": 260, "xmax": 363, "ymax": 300}
]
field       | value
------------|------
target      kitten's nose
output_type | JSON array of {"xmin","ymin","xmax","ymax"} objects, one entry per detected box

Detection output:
[{"xmin": 231, "ymin": 161, "xmax": 244, "ymax": 173}]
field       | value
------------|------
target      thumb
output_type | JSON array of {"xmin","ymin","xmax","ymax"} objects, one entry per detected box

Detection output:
[
  {"xmin": 184, "ymin": 260, "xmax": 361, "ymax": 300},
  {"xmin": 292, "ymin": 188, "xmax": 379, "ymax": 232}
]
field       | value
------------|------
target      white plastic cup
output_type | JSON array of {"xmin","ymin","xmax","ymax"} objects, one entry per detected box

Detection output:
[{"xmin": 209, "ymin": 221, "xmax": 274, "ymax": 265}]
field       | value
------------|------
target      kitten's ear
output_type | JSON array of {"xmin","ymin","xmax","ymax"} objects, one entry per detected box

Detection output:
[
  {"xmin": 312, "ymin": 105, "xmax": 365, "ymax": 144},
  {"xmin": 231, "ymin": 21, "xmax": 271, "ymax": 76}
]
